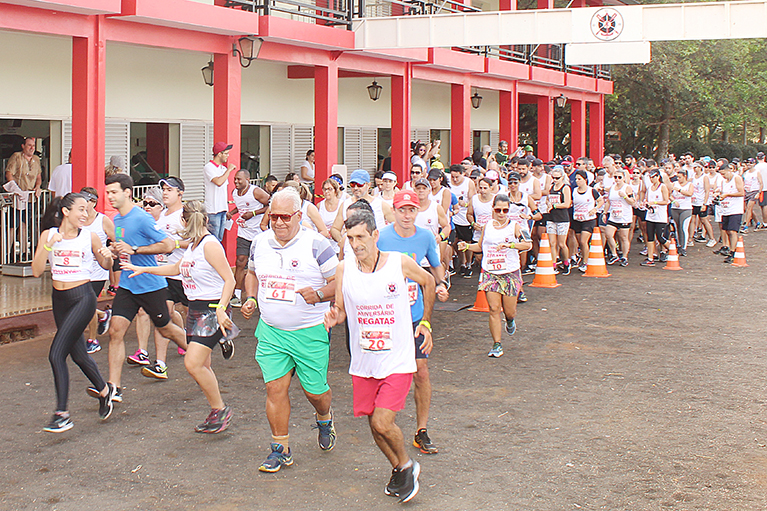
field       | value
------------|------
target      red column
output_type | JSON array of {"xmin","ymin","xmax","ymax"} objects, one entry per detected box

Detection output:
[
  {"xmin": 391, "ymin": 66, "xmax": 411, "ymax": 185},
  {"xmin": 499, "ymin": 84, "xmax": 518, "ymax": 152},
  {"xmin": 589, "ymin": 97, "xmax": 605, "ymax": 163},
  {"xmin": 537, "ymin": 0, "xmax": 553, "ymax": 8},
  {"xmin": 537, "ymin": 95, "xmax": 554, "ymax": 161},
  {"xmin": 451, "ymin": 81, "xmax": 471, "ymax": 164},
  {"xmin": 213, "ymin": 50, "xmax": 241, "ymax": 265},
  {"xmin": 314, "ymin": 62, "xmax": 338, "ymax": 200},
  {"xmin": 71, "ymin": 15, "xmax": 106, "ymax": 207},
  {"xmin": 499, "ymin": 0, "xmax": 516, "ymax": 9},
  {"xmin": 570, "ymin": 98, "xmax": 586, "ymax": 159}
]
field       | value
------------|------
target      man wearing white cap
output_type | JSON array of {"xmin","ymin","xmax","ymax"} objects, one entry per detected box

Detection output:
[
  {"xmin": 330, "ymin": 169, "xmax": 394, "ymax": 246},
  {"xmin": 379, "ymin": 171, "xmax": 398, "ymax": 208},
  {"xmin": 204, "ymin": 142, "xmax": 236, "ymax": 241}
]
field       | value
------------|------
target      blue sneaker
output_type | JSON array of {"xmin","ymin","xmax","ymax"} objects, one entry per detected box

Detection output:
[
  {"xmin": 314, "ymin": 411, "xmax": 336, "ymax": 451},
  {"xmin": 259, "ymin": 443, "xmax": 294, "ymax": 473},
  {"xmin": 86, "ymin": 339, "xmax": 101, "ymax": 354},
  {"xmin": 488, "ymin": 343, "xmax": 504, "ymax": 358},
  {"xmin": 505, "ymin": 318, "xmax": 516, "ymax": 336}
]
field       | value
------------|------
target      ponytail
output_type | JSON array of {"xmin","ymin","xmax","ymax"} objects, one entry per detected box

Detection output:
[
  {"xmin": 180, "ymin": 200, "xmax": 209, "ymax": 246},
  {"xmin": 41, "ymin": 193, "xmax": 85, "ymax": 231}
]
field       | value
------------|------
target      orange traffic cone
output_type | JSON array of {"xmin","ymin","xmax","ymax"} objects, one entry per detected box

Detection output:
[
  {"xmin": 731, "ymin": 236, "xmax": 748, "ymax": 267},
  {"xmin": 530, "ymin": 232, "xmax": 561, "ymax": 288},
  {"xmin": 663, "ymin": 238, "xmax": 682, "ymax": 271},
  {"xmin": 583, "ymin": 227, "xmax": 610, "ymax": 277},
  {"xmin": 469, "ymin": 290, "xmax": 490, "ymax": 312}
]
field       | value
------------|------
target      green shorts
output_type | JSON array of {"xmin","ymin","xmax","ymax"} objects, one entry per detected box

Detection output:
[{"xmin": 255, "ymin": 321, "xmax": 330, "ymax": 395}]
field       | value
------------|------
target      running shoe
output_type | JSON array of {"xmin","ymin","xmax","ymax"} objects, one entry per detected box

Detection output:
[
  {"xmin": 385, "ymin": 467, "xmax": 404, "ymax": 497},
  {"xmin": 516, "ymin": 291, "xmax": 527, "ymax": 303},
  {"xmin": 639, "ymin": 258, "xmax": 655, "ymax": 267},
  {"xmin": 521, "ymin": 266, "xmax": 534, "ymax": 276},
  {"xmin": 396, "ymin": 461, "xmax": 421, "ymax": 503},
  {"xmin": 739, "ymin": 224, "xmax": 748, "ymax": 234},
  {"xmin": 463, "ymin": 266, "xmax": 474, "ymax": 278},
  {"xmin": 141, "ymin": 362, "xmax": 168, "ymax": 380},
  {"xmin": 713, "ymin": 246, "xmax": 729, "ymax": 255},
  {"xmin": 444, "ymin": 271, "xmax": 452, "ymax": 290},
  {"xmin": 505, "ymin": 318, "xmax": 516, "ymax": 336},
  {"xmin": 488, "ymin": 342, "xmax": 504, "ymax": 358},
  {"xmin": 687, "ymin": 240, "xmax": 694, "ymax": 247},
  {"xmin": 127, "ymin": 349, "xmax": 150, "ymax": 366},
  {"xmin": 639, "ymin": 248, "xmax": 648, "ymax": 256},
  {"xmin": 659, "ymin": 252, "xmax": 668, "ymax": 262},
  {"xmin": 578, "ymin": 264, "xmax": 588, "ymax": 273},
  {"xmin": 229, "ymin": 296, "xmax": 242, "ymax": 308},
  {"xmin": 106, "ymin": 285, "xmax": 117, "ymax": 296},
  {"xmin": 86, "ymin": 339, "xmax": 101, "ymax": 354},
  {"xmin": 258, "ymin": 443, "xmax": 294, "ymax": 472},
  {"xmin": 87, "ymin": 385, "xmax": 122, "ymax": 403},
  {"xmin": 220, "ymin": 339, "xmax": 235, "ymax": 360},
  {"xmin": 706, "ymin": 239, "xmax": 717, "ymax": 248},
  {"xmin": 606, "ymin": 255, "xmax": 619, "ymax": 265},
  {"xmin": 694, "ymin": 235, "xmax": 707, "ymax": 243},
  {"xmin": 314, "ymin": 411, "xmax": 337, "ymax": 451},
  {"xmin": 723, "ymin": 254, "xmax": 734, "ymax": 264},
  {"xmin": 756, "ymin": 223, "xmax": 765, "ymax": 230},
  {"xmin": 97, "ymin": 307, "xmax": 112, "ymax": 335},
  {"xmin": 562, "ymin": 262, "xmax": 571, "ymax": 276},
  {"xmin": 413, "ymin": 428, "xmax": 438, "ymax": 454},
  {"xmin": 178, "ymin": 347, "xmax": 186, "ymax": 356},
  {"xmin": 43, "ymin": 413, "xmax": 73, "ymax": 433},
  {"xmin": 637, "ymin": 234, "xmax": 644, "ymax": 243},
  {"xmin": 447, "ymin": 266, "xmax": 456, "ymax": 277},
  {"xmin": 678, "ymin": 248, "xmax": 687, "ymax": 257},
  {"xmin": 619, "ymin": 257, "xmax": 629, "ymax": 267},
  {"xmin": 98, "ymin": 382, "xmax": 117, "ymax": 420},
  {"xmin": 194, "ymin": 405, "xmax": 233, "ymax": 433}
]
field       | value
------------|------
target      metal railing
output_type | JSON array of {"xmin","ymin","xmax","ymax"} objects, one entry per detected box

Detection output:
[
  {"xmin": 0, "ymin": 190, "xmax": 51, "ymax": 269},
  {"xmin": 225, "ymin": 0, "xmax": 353, "ymax": 28}
]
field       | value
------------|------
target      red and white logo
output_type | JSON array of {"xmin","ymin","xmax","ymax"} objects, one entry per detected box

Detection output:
[{"xmin": 591, "ymin": 8, "xmax": 623, "ymax": 41}]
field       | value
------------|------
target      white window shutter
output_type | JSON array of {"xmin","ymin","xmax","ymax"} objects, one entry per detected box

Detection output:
[
  {"xmin": 104, "ymin": 121, "xmax": 130, "ymax": 169},
  {"xmin": 63, "ymin": 121, "xmax": 72, "ymax": 164},
  {"xmin": 179, "ymin": 123, "xmax": 207, "ymax": 201},
  {"xmin": 490, "ymin": 130, "xmax": 500, "ymax": 152},
  {"xmin": 361, "ymin": 127, "xmax": 378, "ymax": 175},
  {"xmin": 292, "ymin": 125, "xmax": 314, "ymax": 175},
  {"xmin": 270, "ymin": 124, "xmax": 291, "ymax": 180},
  {"xmin": 344, "ymin": 127, "xmax": 362, "ymax": 171},
  {"xmin": 411, "ymin": 128, "xmax": 430, "ymax": 146}
]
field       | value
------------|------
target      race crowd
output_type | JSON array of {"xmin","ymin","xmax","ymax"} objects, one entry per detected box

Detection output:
[{"xmin": 30, "ymin": 139, "xmax": 760, "ymax": 504}]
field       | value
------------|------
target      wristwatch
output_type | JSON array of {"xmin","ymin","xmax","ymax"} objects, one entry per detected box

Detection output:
[
  {"xmin": 131, "ymin": 245, "xmax": 139, "ymax": 254},
  {"xmin": 316, "ymin": 289, "xmax": 325, "ymax": 301}
]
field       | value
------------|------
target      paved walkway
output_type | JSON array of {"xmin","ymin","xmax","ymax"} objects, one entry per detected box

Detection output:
[{"xmin": 2, "ymin": 235, "xmax": 767, "ymax": 510}]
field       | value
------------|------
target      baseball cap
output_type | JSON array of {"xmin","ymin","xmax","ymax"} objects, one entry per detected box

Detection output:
[
  {"xmin": 212, "ymin": 142, "xmax": 233, "ymax": 155},
  {"xmin": 393, "ymin": 190, "xmax": 419, "ymax": 209},
  {"xmin": 159, "ymin": 176, "xmax": 185, "ymax": 191},
  {"xmin": 470, "ymin": 169, "xmax": 482, "ymax": 178},
  {"xmin": 524, "ymin": 145, "xmax": 534, "ymax": 152},
  {"xmin": 702, "ymin": 156, "xmax": 711, "ymax": 162},
  {"xmin": 427, "ymin": 169, "xmax": 443, "ymax": 181},
  {"xmin": 413, "ymin": 178, "xmax": 431, "ymax": 189},
  {"xmin": 758, "ymin": 152, "xmax": 765, "ymax": 159},
  {"xmin": 349, "ymin": 169, "xmax": 371, "ymax": 185},
  {"xmin": 532, "ymin": 158, "xmax": 544, "ymax": 166},
  {"xmin": 563, "ymin": 155, "xmax": 574, "ymax": 163},
  {"xmin": 485, "ymin": 170, "xmax": 500, "ymax": 181},
  {"xmin": 381, "ymin": 171, "xmax": 397, "ymax": 181},
  {"xmin": 431, "ymin": 161, "xmax": 445, "ymax": 170},
  {"xmin": 507, "ymin": 172, "xmax": 521, "ymax": 182}
]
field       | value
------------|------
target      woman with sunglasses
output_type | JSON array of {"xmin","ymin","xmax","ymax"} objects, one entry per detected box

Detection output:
[
  {"xmin": 466, "ymin": 178, "xmax": 495, "ymax": 278},
  {"xmin": 603, "ymin": 170, "xmax": 635, "ymax": 267},
  {"xmin": 122, "ymin": 200, "xmax": 236, "ymax": 433},
  {"xmin": 640, "ymin": 170, "xmax": 671, "ymax": 266},
  {"xmin": 403, "ymin": 164, "xmax": 425, "ymax": 191},
  {"xmin": 669, "ymin": 169, "xmax": 694, "ymax": 256},
  {"xmin": 571, "ymin": 170, "xmax": 604, "ymax": 272},
  {"xmin": 458, "ymin": 194, "xmax": 532, "ymax": 358},
  {"xmin": 318, "ymin": 178, "xmax": 342, "ymax": 254},
  {"xmin": 546, "ymin": 166, "xmax": 572, "ymax": 275}
]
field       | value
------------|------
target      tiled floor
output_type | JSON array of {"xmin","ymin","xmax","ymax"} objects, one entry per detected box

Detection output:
[{"xmin": 0, "ymin": 273, "xmax": 53, "ymax": 318}]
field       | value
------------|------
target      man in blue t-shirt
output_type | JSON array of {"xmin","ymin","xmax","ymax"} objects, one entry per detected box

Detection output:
[
  {"xmin": 377, "ymin": 190, "xmax": 448, "ymax": 456},
  {"xmin": 102, "ymin": 174, "xmax": 188, "ymax": 401}
]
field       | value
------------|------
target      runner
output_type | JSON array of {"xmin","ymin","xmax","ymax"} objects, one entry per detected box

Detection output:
[
  {"xmin": 32, "ymin": 193, "xmax": 117, "ymax": 432},
  {"xmin": 741, "ymin": 159, "xmax": 762, "ymax": 233},
  {"xmin": 505, "ymin": 172, "xmax": 541, "ymax": 300},
  {"xmin": 458, "ymin": 194, "xmax": 532, "ymax": 357},
  {"xmin": 602, "ymin": 170, "xmax": 635, "ymax": 267},
  {"xmin": 330, "ymin": 170, "xmax": 394, "ymax": 245},
  {"xmin": 466, "ymin": 178, "xmax": 495, "ymax": 278},
  {"xmin": 449, "ymin": 164, "xmax": 476, "ymax": 277},
  {"xmin": 102, "ymin": 174, "xmax": 188, "ymax": 402},
  {"xmin": 546, "ymin": 166, "xmax": 572, "ymax": 274},
  {"xmin": 640, "ymin": 169, "xmax": 671, "ymax": 267},
  {"xmin": 122, "ymin": 200, "xmax": 237, "ymax": 433},
  {"xmin": 228, "ymin": 170, "xmax": 269, "ymax": 306},
  {"xmin": 378, "ymin": 190, "xmax": 449, "ymax": 456},
  {"xmin": 713, "ymin": 164, "xmax": 745, "ymax": 263},
  {"xmin": 529, "ymin": 159, "xmax": 551, "ymax": 274},
  {"xmin": 669, "ymin": 169, "xmax": 694, "ymax": 256},
  {"xmin": 242, "ymin": 187, "xmax": 339, "ymax": 472},
  {"xmin": 691, "ymin": 162, "xmax": 715, "ymax": 246},
  {"xmin": 318, "ymin": 177, "xmax": 343, "ymax": 254},
  {"xmin": 379, "ymin": 171, "xmax": 398, "ymax": 208},
  {"xmin": 570, "ymin": 170, "xmax": 604, "ymax": 272},
  {"xmin": 413, "ymin": 178, "xmax": 451, "ymax": 271},
  {"xmin": 324, "ymin": 208, "xmax": 435, "ymax": 503}
]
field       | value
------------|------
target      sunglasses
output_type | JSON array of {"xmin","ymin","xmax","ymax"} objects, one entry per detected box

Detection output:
[
  {"xmin": 493, "ymin": 208, "xmax": 510, "ymax": 214},
  {"xmin": 348, "ymin": 182, "xmax": 366, "ymax": 188},
  {"xmin": 143, "ymin": 200, "xmax": 160, "ymax": 207},
  {"xmin": 614, "ymin": 175, "xmax": 623, "ymax": 179},
  {"xmin": 269, "ymin": 211, "xmax": 299, "ymax": 223}
]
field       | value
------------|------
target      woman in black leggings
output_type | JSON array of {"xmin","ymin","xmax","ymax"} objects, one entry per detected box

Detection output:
[{"xmin": 32, "ymin": 193, "xmax": 117, "ymax": 432}]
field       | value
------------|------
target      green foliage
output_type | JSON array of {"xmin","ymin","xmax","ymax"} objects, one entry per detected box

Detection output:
[
  {"xmin": 672, "ymin": 139, "xmax": 713, "ymax": 159},
  {"xmin": 710, "ymin": 143, "xmax": 742, "ymax": 161}
]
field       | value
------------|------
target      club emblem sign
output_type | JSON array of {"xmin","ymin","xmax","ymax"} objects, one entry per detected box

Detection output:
[{"xmin": 590, "ymin": 8, "xmax": 623, "ymax": 41}]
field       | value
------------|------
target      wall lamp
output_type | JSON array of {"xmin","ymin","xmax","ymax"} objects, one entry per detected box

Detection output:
[
  {"xmin": 367, "ymin": 80, "xmax": 383, "ymax": 101},
  {"xmin": 201, "ymin": 59, "xmax": 214, "ymax": 87},
  {"xmin": 233, "ymin": 36, "xmax": 263, "ymax": 68},
  {"xmin": 471, "ymin": 90, "xmax": 483, "ymax": 109},
  {"xmin": 555, "ymin": 93, "xmax": 567, "ymax": 108}
]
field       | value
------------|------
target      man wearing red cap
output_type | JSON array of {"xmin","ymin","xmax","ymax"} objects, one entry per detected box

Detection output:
[{"xmin": 205, "ymin": 142, "xmax": 235, "ymax": 241}]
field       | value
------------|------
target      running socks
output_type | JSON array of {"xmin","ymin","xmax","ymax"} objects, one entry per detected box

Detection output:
[
  {"xmin": 316, "ymin": 411, "xmax": 332, "ymax": 422},
  {"xmin": 272, "ymin": 434, "xmax": 289, "ymax": 451}
]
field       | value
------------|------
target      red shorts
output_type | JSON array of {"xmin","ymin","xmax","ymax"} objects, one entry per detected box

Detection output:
[{"xmin": 352, "ymin": 373, "xmax": 413, "ymax": 417}]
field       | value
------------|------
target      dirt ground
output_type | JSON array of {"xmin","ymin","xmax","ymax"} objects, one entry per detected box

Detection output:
[{"xmin": 2, "ymin": 232, "xmax": 767, "ymax": 511}]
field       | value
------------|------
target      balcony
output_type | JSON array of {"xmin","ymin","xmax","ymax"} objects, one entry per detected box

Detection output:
[{"xmin": 224, "ymin": 0, "xmax": 353, "ymax": 28}]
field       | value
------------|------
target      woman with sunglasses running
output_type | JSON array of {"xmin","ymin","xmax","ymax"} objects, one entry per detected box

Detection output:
[
  {"xmin": 458, "ymin": 194, "xmax": 532, "ymax": 358},
  {"xmin": 32, "ymin": 193, "xmax": 117, "ymax": 432},
  {"xmin": 546, "ymin": 166, "xmax": 572, "ymax": 275},
  {"xmin": 603, "ymin": 170, "xmax": 635, "ymax": 267},
  {"xmin": 123, "ymin": 201, "xmax": 236, "ymax": 433}
]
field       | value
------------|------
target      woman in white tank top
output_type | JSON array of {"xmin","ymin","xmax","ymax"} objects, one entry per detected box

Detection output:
[
  {"xmin": 468, "ymin": 178, "xmax": 495, "ymax": 243},
  {"xmin": 31, "ymin": 193, "xmax": 116, "ymax": 433},
  {"xmin": 641, "ymin": 171, "xmax": 671, "ymax": 266},
  {"xmin": 670, "ymin": 170, "xmax": 694, "ymax": 254},
  {"xmin": 319, "ymin": 178, "xmax": 343, "ymax": 254},
  {"xmin": 742, "ymin": 162, "xmax": 763, "ymax": 231},
  {"xmin": 457, "ymin": 194, "xmax": 532, "ymax": 358},
  {"xmin": 602, "ymin": 171, "xmax": 635, "ymax": 266},
  {"xmin": 123, "ymin": 201, "xmax": 237, "ymax": 434}
]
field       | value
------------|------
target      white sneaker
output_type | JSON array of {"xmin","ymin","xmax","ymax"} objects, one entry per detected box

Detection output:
[
  {"xmin": 706, "ymin": 239, "xmax": 717, "ymax": 248},
  {"xmin": 687, "ymin": 241, "xmax": 694, "ymax": 247}
]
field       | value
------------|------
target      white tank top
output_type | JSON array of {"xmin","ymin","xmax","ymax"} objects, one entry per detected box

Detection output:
[
  {"xmin": 318, "ymin": 199, "xmax": 340, "ymax": 254},
  {"xmin": 450, "ymin": 178, "xmax": 471, "ymax": 226},
  {"xmin": 481, "ymin": 219, "xmax": 520, "ymax": 274},
  {"xmin": 233, "ymin": 185, "xmax": 266, "ymax": 241},
  {"xmin": 720, "ymin": 177, "xmax": 744, "ymax": 215},
  {"xmin": 518, "ymin": 176, "xmax": 535, "ymax": 197},
  {"xmin": 342, "ymin": 196, "xmax": 387, "ymax": 230},
  {"xmin": 646, "ymin": 185, "xmax": 668, "ymax": 223},
  {"xmin": 471, "ymin": 195, "xmax": 494, "ymax": 241},
  {"xmin": 344, "ymin": 252, "xmax": 417, "ymax": 379},
  {"xmin": 415, "ymin": 200, "xmax": 440, "ymax": 237},
  {"xmin": 301, "ymin": 201, "xmax": 318, "ymax": 232},
  {"xmin": 670, "ymin": 182, "xmax": 693, "ymax": 210},
  {"xmin": 507, "ymin": 192, "xmax": 530, "ymax": 225},
  {"xmin": 47, "ymin": 227, "xmax": 94, "ymax": 283},
  {"xmin": 743, "ymin": 169, "xmax": 760, "ymax": 193},
  {"xmin": 157, "ymin": 207, "xmax": 184, "ymax": 280},
  {"xmin": 691, "ymin": 173, "xmax": 706, "ymax": 206},
  {"xmin": 572, "ymin": 187, "xmax": 598, "ymax": 221},
  {"xmin": 83, "ymin": 213, "xmax": 109, "ymax": 281},
  {"xmin": 534, "ymin": 174, "xmax": 549, "ymax": 213},
  {"xmin": 608, "ymin": 185, "xmax": 633, "ymax": 224},
  {"xmin": 429, "ymin": 187, "xmax": 444, "ymax": 208},
  {"xmin": 179, "ymin": 235, "xmax": 225, "ymax": 301}
]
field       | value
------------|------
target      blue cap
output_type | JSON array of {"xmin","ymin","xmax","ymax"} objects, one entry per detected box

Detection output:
[
  {"xmin": 553, "ymin": 165, "xmax": 565, "ymax": 172},
  {"xmin": 702, "ymin": 156, "xmax": 711, "ymax": 162},
  {"xmin": 349, "ymin": 169, "xmax": 371, "ymax": 184}
]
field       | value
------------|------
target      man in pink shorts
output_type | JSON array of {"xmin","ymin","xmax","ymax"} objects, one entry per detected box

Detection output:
[{"xmin": 325, "ymin": 208, "xmax": 435, "ymax": 503}]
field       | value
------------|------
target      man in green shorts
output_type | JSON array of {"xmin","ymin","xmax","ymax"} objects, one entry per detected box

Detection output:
[{"xmin": 242, "ymin": 187, "xmax": 339, "ymax": 472}]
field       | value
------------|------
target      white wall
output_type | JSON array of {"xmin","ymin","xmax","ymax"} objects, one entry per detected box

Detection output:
[{"xmin": 241, "ymin": 61, "xmax": 313, "ymax": 124}]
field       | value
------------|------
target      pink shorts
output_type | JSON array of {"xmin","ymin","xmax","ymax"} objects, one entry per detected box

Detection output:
[{"xmin": 352, "ymin": 373, "xmax": 413, "ymax": 417}]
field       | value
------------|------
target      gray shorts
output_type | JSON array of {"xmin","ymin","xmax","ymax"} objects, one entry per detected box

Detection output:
[
  {"xmin": 236, "ymin": 236, "xmax": 253, "ymax": 257},
  {"xmin": 546, "ymin": 221, "xmax": 570, "ymax": 236}
]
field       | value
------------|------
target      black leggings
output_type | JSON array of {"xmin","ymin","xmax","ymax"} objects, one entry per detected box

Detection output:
[
  {"xmin": 646, "ymin": 220, "xmax": 669, "ymax": 246},
  {"xmin": 50, "ymin": 283, "xmax": 106, "ymax": 411}
]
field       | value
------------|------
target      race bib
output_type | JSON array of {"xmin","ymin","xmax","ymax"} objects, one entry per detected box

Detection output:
[
  {"xmin": 720, "ymin": 198, "xmax": 731, "ymax": 210},
  {"xmin": 407, "ymin": 281, "xmax": 418, "ymax": 306},
  {"xmin": 549, "ymin": 195, "xmax": 561, "ymax": 206},
  {"xmin": 611, "ymin": 201, "xmax": 623, "ymax": 217},
  {"xmin": 264, "ymin": 275, "xmax": 297, "ymax": 304},
  {"xmin": 573, "ymin": 205, "xmax": 588, "ymax": 222},
  {"xmin": 477, "ymin": 213, "xmax": 491, "ymax": 226},
  {"xmin": 52, "ymin": 249, "xmax": 82, "ymax": 268},
  {"xmin": 359, "ymin": 326, "xmax": 392, "ymax": 352},
  {"xmin": 179, "ymin": 259, "xmax": 197, "ymax": 290},
  {"xmin": 236, "ymin": 217, "xmax": 247, "ymax": 228},
  {"xmin": 156, "ymin": 253, "xmax": 169, "ymax": 265},
  {"xmin": 486, "ymin": 246, "xmax": 507, "ymax": 272}
]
